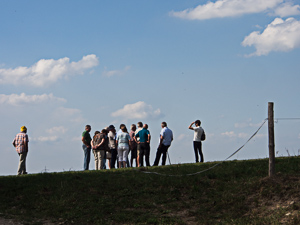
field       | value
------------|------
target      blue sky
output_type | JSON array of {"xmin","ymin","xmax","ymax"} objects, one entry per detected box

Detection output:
[{"xmin": 1, "ymin": 0, "xmax": 300, "ymax": 175}]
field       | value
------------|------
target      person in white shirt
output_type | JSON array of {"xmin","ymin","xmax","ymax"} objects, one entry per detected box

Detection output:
[
  {"xmin": 153, "ymin": 122, "xmax": 173, "ymax": 166},
  {"xmin": 188, "ymin": 120, "xmax": 204, "ymax": 163}
]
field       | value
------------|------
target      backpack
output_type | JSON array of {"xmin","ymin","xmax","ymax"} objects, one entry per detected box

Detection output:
[{"xmin": 201, "ymin": 129, "xmax": 206, "ymax": 141}]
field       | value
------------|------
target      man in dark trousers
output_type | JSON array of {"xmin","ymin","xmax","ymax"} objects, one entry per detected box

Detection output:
[
  {"xmin": 135, "ymin": 124, "xmax": 151, "ymax": 167},
  {"xmin": 153, "ymin": 122, "xmax": 173, "ymax": 166}
]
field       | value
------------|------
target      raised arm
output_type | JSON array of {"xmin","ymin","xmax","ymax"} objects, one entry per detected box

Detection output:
[{"xmin": 188, "ymin": 122, "xmax": 195, "ymax": 130}]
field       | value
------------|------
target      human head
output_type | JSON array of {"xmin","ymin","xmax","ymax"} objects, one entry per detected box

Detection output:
[
  {"xmin": 137, "ymin": 122, "xmax": 143, "ymax": 128},
  {"xmin": 121, "ymin": 126, "xmax": 127, "ymax": 132},
  {"xmin": 94, "ymin": 131, "xmax": 100, "ymax": 138},
  {"xmin": 119, "ymin": 124, "xmax": 125, "ymax": 129},
  {"xmin": 101, "ymin": 129, "xmax": 108, "ymax": 135},
  {"xmin": 109, "ymin": 125, "xmax": 115, "ymax": 131},
  {"xmin": 143, "ymin": 124, "xmax": 148, "ymax": 129},
  {"xmin": 131, "ymin": 124, "xmax": 136, "ymax": 131},
  {"xmin": 161, "ymin": 122, "xmax": 167, "ymax": 128},
  {"xmin": 20, "ymin": 126, "xmax": 27, "ymax": 133},
  {"xmin": 85, "ymin": 125, "xmax": 91, "ymax": 132},
  {"xmin": 195, "ymin": 120, "xmax": 201, "ymax": 126}
]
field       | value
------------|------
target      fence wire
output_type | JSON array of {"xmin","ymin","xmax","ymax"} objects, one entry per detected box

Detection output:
[{"xmin": 135, "ymin": 119, "xmax": 268, "ymax": 177}]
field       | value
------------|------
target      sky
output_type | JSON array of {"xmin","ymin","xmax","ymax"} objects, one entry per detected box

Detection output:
[{"xmin": 1, "ymin": 0, "xmax": 300, "ymax": 175}]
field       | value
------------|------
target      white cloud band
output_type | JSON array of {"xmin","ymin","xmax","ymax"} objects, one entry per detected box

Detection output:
[
  {"xmin": 0, "ymin": 93, "xmax": 66, "ymax": 106},
  {"xmin": 0, "ymin": 54, "xmax": 99, "ymax": 87},
  {"xmin": 111, "ymin": 101, "xmax": 162, "ymax": 120}
]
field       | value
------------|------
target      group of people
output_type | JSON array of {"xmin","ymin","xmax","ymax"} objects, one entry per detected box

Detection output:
[
  {"xmin": 11, "ymin": 120, "xmax": 205, "ymax": 175},
  {"xmin": 81, "ymin": 121, "xmax": 174, "ymax": 170},
  {"xmin": 81, "ymin": 120, "xmax": 205, "ymax": 171}
]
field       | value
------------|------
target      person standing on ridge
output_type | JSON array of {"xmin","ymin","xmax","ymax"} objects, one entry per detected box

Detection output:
[
  {"xmin": 153, "ymin": 122, "xmax": 173, "ymax": 166},
  {"xmin": 82, "ymin": 125, "xmax": 92, "ymax": 170},
  {"xmin": 189, "ymin": 120, "xmax": 205, "ymax": 163},
  {"xmin": 12, "ymin": 126, "xmax": 29, "ymax": 175}
]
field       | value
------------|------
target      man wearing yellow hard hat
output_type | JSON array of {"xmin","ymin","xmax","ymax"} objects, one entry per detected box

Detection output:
[{"xmin": 12, "ymin": 126, "xmax": 29, "ymax": 175}]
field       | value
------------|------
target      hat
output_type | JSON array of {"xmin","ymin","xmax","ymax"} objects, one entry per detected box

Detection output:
[
  {"xmin": 20, "ymin": 126, "xmax": 27, "ymax": 132},
  {"xmin": 108, "ymin": 125, "xmax": 115, "ymax": 129}
]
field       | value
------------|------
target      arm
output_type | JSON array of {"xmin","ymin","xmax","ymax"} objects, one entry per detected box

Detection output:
[
  {"xmin": 97, "ymin": 138, "xmax": 105, "ymax": 148},
  {"xmin": 158, "ymin": 135, "xmax": 163, "ymax": 148},
  {"xmin": 91, "ymin": 140, "xmax": 94, "ymax": 149},
  {"xmin": 147, "ymin": 134, "xmax": 151, "ymax": 143},
  {"xmin": 188, "ymin": 122, "xmax": 195, "ymax": 130},
  {"xmin": 24, "ymin": 135, "xmax": 29, "ymax": 152},
  {"xmin": 82, "ymin": 134, "xmax": 90, "ymax": 147}
]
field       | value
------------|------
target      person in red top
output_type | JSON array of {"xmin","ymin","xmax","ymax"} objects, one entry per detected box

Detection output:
[{"xmin": 12, "ymin": 126, "xmax": 29, "ymax": 175}]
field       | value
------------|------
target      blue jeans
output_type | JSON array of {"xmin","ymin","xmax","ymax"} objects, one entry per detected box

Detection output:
[
  {"xmin": 82, "ymin": 144, "xmax": 91, "ymax": 170},
  {"xmin": 193, "ymin": 141, "xmax": 203, "ymax": 162}
]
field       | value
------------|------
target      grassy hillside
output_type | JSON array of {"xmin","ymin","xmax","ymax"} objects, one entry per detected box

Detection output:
[{"xmin": 0, "ymin": 157, "xmax": 300, "ymax": 224}]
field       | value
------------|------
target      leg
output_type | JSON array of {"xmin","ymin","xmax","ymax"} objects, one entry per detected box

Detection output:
[
  {"xmin": 145, "ymin": 144, "xmax": 150, "ymax": 166},
  {"xmin": 136, "ymin": 144, "xmax": 140, "ymax": 167},
  {"xmin": 198, "ymin": 142, "xmax": 204, "ymax": 162},
  {"xmin": 139, "ymin": 144, "xmax": 145, "ymax": 167},
  {"xmin": 193, "ymin": 141, "xmax": 199, "ymax": 163},
  {"xmin": 161, "ymin": 145, "xmax": 170, "ymax": 166},
  {"xmin": 93, "ymin": 150, "xmax": 98, "ymax": 170},
  {"xmin": 124, "ymin": 147, "xmax": 129, "ymax": 168},
  {"xmin": 82, "ymin": 145, "xmax": 90, "ymax": 170},
  {"xmin": 99, "ymin": 150, "xmax": 106, "ymax": 169},
  {"xmin": 111, "ymin": 149, "xmax": 117, "ymax": 169},
  {"xmin": 118, "ymin": 147, "xmax": 123, "ymax": 168},
  {"xmin": 153, "ymin": 147, "xmax": 162, "ymax": 166},
  {"xmin": 18, "ymin": 152, "xmax": 27, "ymax": 175}
]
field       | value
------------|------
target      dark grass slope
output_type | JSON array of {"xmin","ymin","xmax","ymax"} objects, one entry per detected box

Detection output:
[{"xmin": 0, "ymin": 157, "xmax": 300, "ymax": 224}]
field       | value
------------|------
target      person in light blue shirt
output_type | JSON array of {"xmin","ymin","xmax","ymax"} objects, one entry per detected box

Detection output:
[
  {"xmin": 116, "ymin": 125, "xmax": 131, "ymax": 168},
  {"xmin": 153, "ymin": 122, "xmax": 173, "ymax": 166}
]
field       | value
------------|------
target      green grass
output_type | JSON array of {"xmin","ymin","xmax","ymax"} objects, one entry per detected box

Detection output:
[{"xmin": 0, "ymin": 157, "xmax": 300, "ymax": 224}]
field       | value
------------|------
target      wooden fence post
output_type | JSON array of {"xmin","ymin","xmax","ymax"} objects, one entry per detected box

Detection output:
[{"xmin": 268, "ymin": 102, "xmax": 275, "ymax": 177}]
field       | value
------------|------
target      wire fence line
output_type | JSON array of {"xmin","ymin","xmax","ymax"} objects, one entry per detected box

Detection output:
[{"xmin": 135, "ymin": 119, "xmax": 268, "ymax": 177}]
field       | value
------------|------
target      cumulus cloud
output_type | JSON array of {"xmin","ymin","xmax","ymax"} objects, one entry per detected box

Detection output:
[
  {"xmin": 0, "ymin": 93, "xmax": 66, "ymax": 106},
  {"xmin": 102, "ymin": 66, "xmax": 131, "ymax": 77},
  {"xmin": 0, "ymin": 54, "xmax": 99, "ymax": 87},
  {"xmin": 111, "ymin": 101, "xmax": 162, "ymax": 120},
  {"xmin": 273, "ymin": 2, "xmax": 300, "ymax": 17},
  {"xmin": 242, "ymin": 17, "xmax": 300, "ymax": 56},
  {"xmin": 170, "ymin": 0, "xmax": 283, "ymax": 20}
]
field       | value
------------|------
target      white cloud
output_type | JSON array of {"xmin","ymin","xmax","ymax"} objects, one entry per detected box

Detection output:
[
  {"xmin": 170, "ymin": 0, "xmax": 283, "ymax": 20},
  {"xmin": 102, "ymin": 66, "xmax": 131, "ymax": 77},
  {"xmin": 33, "ymin": 136, "xmax": 59, "ymax": 142},
  {"xmin": 177, "ymin": 134, "xmax": 187, "ymax": 141},
  {"xmin": 273, "ymin": 2, "xmax": 300, "ymax": 17},
  {"xmin": 221, "ymin": 131, "xmax": 236, "ymax": 138},
  {"xmin": 111, "ymin": 101, "xmax": 162, "ymax": 120},
  {"xmin": 0, "ymin": 54, "xmax": 99, "ymax": 87},
  {"xmin": 53, "ymin": 107, "xmax": 85, "ymax": 123},
  {"xmin": 0, "ymin": 93, "xmax": 66, "ymax": 106},
  {"xmin": 234, "ymin": 118, "xmax": 263, "ymax": 128},
  {"xmin": 238, "ymin": 132, "xmax": 249, "ymax": 138},
  {"xmin": 242, "ymin": 17, "xmax": 300, "ymax": 56},
  {"xmin": 46, "ymin": 126, "xmax": 68, "ymax": 134}
]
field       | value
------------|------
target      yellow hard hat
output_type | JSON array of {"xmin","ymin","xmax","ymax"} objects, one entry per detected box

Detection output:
[{"xmin": 20, "ymin": 126, "xmax": 27, "ymax": 132}]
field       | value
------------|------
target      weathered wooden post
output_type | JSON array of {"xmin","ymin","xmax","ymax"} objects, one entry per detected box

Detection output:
[{"xmin": 268, "ymin": 102, "xmax": 275, "ymax": 177}]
